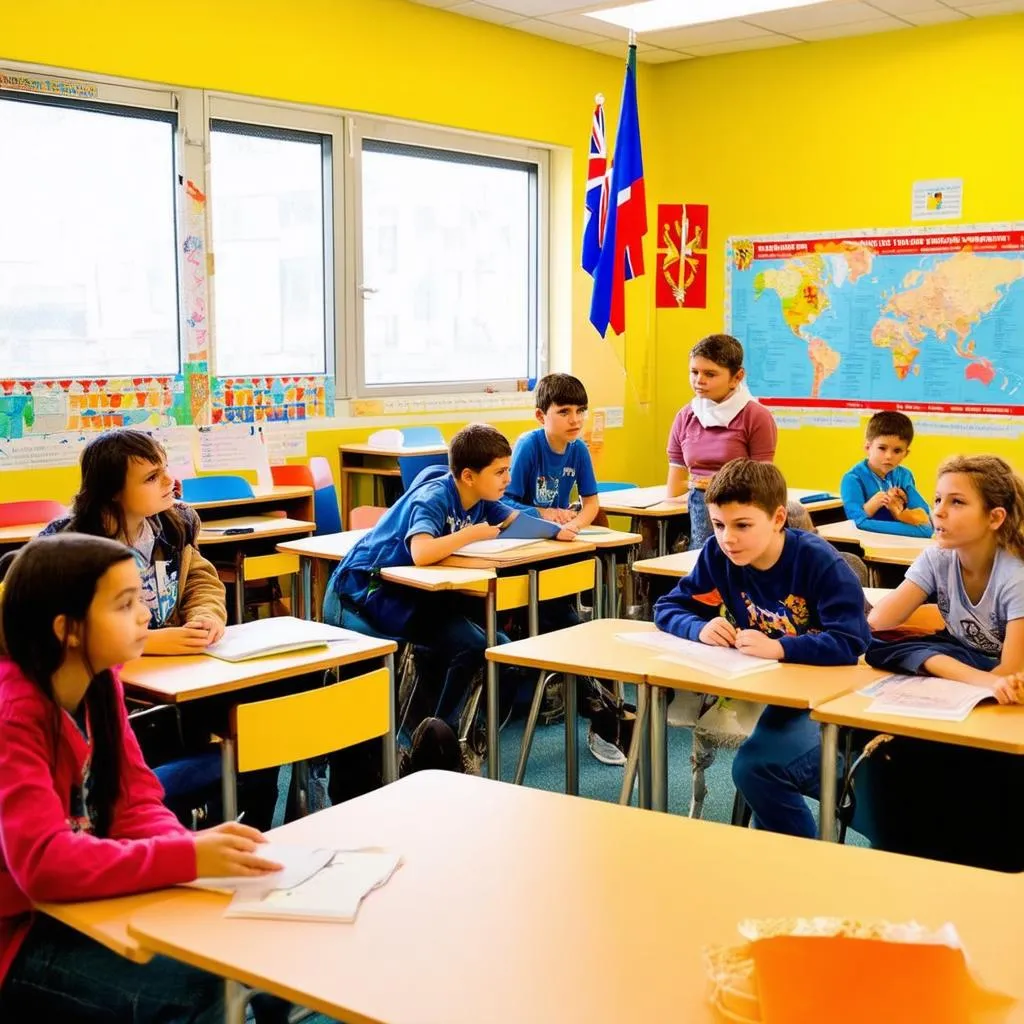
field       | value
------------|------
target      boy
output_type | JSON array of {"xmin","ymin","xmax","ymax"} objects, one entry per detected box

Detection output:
[
  {"xmin": 840, "ymin": 411, "xmax": 933, "ymax": 538},
  {"xmin": 506, "ymin": 373, "xmax": 633, "ymax": 765},
  {"xmin": 653, "ymin": 459, "xmax": 871, "ymax": 839},
  {"xmin": 505, "ymin": 373, "xmax": 600, "ymax": 530}
]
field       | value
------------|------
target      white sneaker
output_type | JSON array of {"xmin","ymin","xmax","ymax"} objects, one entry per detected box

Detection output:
[{"xmin": 587, "ymin": 724, "xmax": 626, "ymax": 766}]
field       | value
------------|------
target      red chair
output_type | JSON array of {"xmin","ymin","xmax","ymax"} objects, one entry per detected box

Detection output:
[
  {"xmin": 270, "ymin": 464, "xmax": 315, "ymax": 488},
  {"xmin": 349, "ymin": 506, "xmax": 387, "ymax": 530},
  {"xmin": 0, "ymin": 500, "xmax": 67, "ymax": 528}
]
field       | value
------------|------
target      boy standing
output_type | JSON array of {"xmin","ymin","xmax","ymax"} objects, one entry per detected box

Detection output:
[
  {"xmin": 840, "ymin": 411, "xmax": 933, "ymax": 538},
  {"xmin": 653, "ymin": 459, "xmax": 870, "ymax": 839}
]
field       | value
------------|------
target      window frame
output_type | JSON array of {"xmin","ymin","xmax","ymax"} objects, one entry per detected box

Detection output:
[
  {"xmin": 347, "ymin": 116, "xmax": 549, "ymax": 398},
  {"xmin": 205, "ymin": 94, "xmax": 344, "ymax": 388}
]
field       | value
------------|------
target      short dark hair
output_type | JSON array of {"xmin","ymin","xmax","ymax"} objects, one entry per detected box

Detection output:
[
  {"xmin": 690, "ymin": 334, "xmax": 744, "ymax": 374},
  {"xmin": 866, "ymin": 411, "xmax": 914, "ymax": 445},
  {"xmin": 706, "ymin": 458, "xmax": 787, "ymax": 516},
  {"xmin": 535, "ymin": 373, "xmax": 588, "ymax": 412},
  {"xmin": 449, "ymin": 423, "xmax": 512, "ymax": 477}
]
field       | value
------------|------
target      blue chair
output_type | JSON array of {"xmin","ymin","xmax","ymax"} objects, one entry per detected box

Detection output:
[
  {"xmin": 181, "ymin": 475, "xmax": 255, "ymax": 503},
  {"xmin": 398, "ymin": 453, "xmax": 450, "ymax": 491},
  {"xmin": 401, "ymin": 426, "xmax": 445, "ymax": 447},
  {"xmin": 596, "ymin": 481, "xmax": 639, "ymax": 492}
]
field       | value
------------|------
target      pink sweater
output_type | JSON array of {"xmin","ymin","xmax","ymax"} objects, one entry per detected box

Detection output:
[
  {"xmin": 0, "ymin": 659, "xmax": 196, "ymax": 984},
  {"xmin": 666, "ymin": 401, "xmax": 778, "ymax": 485}
]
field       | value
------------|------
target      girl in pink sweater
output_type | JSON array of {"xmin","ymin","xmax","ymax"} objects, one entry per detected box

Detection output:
[{"xmin": 0, "ymin": 534, "xmax": 281, "ymax": 1022}]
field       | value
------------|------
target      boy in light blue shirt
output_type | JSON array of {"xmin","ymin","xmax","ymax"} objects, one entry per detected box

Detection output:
[
  {"xmin": 840, "ymin": 410, "xmax": 933, "ymax": 538},
  {"xmin": 506, "ymin": 373, "xmax": 600, "ymax": 530}
]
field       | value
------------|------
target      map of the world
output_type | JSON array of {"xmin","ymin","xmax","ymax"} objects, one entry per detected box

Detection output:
[{"xmin": 727, "ymin": 226, "xmax": 1024, "ymax": 415}]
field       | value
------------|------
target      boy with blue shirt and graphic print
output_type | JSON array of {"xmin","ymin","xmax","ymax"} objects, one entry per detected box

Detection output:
[
  {"xmin": 840, "ymin": 411, "xmax": 933, "ymax": 539},
  {"xmin": 654, "ymin": 459, "xmax": 871, "ymax": 839},
  {"xmin": 506, "ymin": 373, "xmax": 635, "ymax": 767}
]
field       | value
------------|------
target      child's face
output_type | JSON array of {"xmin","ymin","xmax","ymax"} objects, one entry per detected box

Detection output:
[
  {"xmin": 932, "ymin": 472, "xmax": 1005, "ymax": 549},
  {"xmin": 79, "ymin": 560, "xmax": 152, "ymax": 670},
  {"xmin": 117, "ymin": 457, "xmax": 175, "ymax": 520},
  {"xmin": 865, "ymin": 434, "xmax": 909, "ymax": 476},
  {"xmin": 463, "ymin": 456, "xmax": 511, "ymax": 502},
  {"xmin": 536, "ymin": 403, "xmax": 586, "ymax": 449},
  {"xmin": 690, "ymin": 356, "xmax": 742, "ymax": 404},
  {"xmin": 709, "ymin": 500, "xmax": 786, "ymax": 566}
]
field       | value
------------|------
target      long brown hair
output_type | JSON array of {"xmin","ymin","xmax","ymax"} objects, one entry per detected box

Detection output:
[
  {"xmin": 0, "ymin": 535, "xmax": 135, "ymax": 837},
  {"xmin": 69, "ymin": 429, "xmax": 192, "ymax": 547},
  {"xmin": 938, "ymin": 455, "xmax": 1024, "ymax": 561}
]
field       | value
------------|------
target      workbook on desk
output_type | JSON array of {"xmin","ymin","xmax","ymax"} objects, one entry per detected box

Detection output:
[
  {"xmin": 615, "ymin": 631, "xmax": 781, "ymax": 678},
  {"xmin": 225, "ymin": 848, "xmax": 403, "ymax": 923},
  {"xmin": 601, "ymin": 486, "xmax": 671, "ymax": 509},
  {"xmin": 859, "ymin": 674, "xmax": 995, "ymax": 721},
  {"xmin": 455, "ymin": 537, "xmax": 537, "ymax": 556},
  {"xmin": 206, "ymin": 617, "xmax": 360, "ymax": 662}
]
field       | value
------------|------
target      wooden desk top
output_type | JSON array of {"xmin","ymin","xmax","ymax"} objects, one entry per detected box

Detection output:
[
  {"xmin": 812, "ymin": 691, "xmax": 1024, "ymax": 754},
  {"xmin": 788, "ymin": 488, "xmax": 844, "ymax": 513},
  {"xmin": 632, "ymin": 550, "xmax": 700, "ymax": 578},
  {"xmin": 599, "ymin": 487, "xmax": 689, "ymax": 518},
  {"xmin": 189, "ymin": 485, "xmax": 312, "ymax": 512},
  {"xmin": 441, "ymin": 538, "xmax": 596, "ymax": 569},
  {"xmin": 817, "ymin": 519, "xmax": 932, "ymax": 552},
  {"xmin": 578, "ymin": 527, "xmax": 643, "ymax": 550},
  {"xmin": 119, "ymin": 635, "xmax": 395, "ymax": 703},
  {"xmin": 861, "ymin": 544, "xmax": 919, "ymax": 567},
  {"xmin": 381, "ymin": 565, "xmax": 495, "ymax": 593},
  {"xmin": 339, "ymin": 443, "xmax": 448, "ymax": 458},
  {"xmin": 277, "ymin": 529, "xmax": 369, "ymax": 562},
  {"xmin": 198, "ymin": 515, "xmax": 316, "ymax": 545},
  {"xmin": 0, "ymin": 522, "xmax": 45, "ymax": 545},
  {"xmin": 125, "ymin": 772, "xmax": 1024, "ymax": 1024}
]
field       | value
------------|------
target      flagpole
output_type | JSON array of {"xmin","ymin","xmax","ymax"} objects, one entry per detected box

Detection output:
[{"xmin": 628, "ymin": 29, "xmax": 636, "ymax": 46}]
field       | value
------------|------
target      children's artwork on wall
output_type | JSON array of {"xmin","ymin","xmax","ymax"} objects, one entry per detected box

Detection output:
[
  {"xmin": 210, "ymin": 376, "xmax": 331, "ymax": 423},
  {"xmin": 656, "ymin": 204, "xmax": 709, "ymax": 310}
]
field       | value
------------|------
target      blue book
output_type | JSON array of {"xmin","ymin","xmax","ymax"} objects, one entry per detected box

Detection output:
[{"xmin": 499, "ymin": 513, "xmax": 560, "ymax": 541}]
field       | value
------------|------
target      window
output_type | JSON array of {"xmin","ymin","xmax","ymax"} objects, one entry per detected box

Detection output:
[
  {"xmin": 354, "ymin": 131, "xmax": 545, "ymax": 394},
  {"xmin": 208, "ymin": 117, "xmax": 335, "ymax": 377},
  {"xmin": 0, "ymin": 91, "xmax": 179, "ymax": 378}
]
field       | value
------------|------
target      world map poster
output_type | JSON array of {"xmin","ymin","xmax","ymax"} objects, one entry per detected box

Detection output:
[{"xmin": 727, "ymin": 225, "xmax": 1024, "ymax": 415}]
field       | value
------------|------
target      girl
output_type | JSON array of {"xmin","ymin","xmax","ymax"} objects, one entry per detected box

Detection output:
[
  {"xmin": 0, "ymin": 535, "xmax": 281, "ymax": 1021},
  {"xmin": 860, "ymin": 454, "xmax": 1024, "ymax": 870},
  {"xmin": 41, "ymin": 429, "xmax": 226, "ymax": 655},
  {"xmin": 665, "ymin": 334, "xmax": 777, "ymax": 551}
]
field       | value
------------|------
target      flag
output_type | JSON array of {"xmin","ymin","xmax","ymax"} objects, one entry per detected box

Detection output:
[
  {"xmin": 656, "ymin": 203, "xmax": 709, "ymax": 309},
  {"xmin": 582, "ymin": 98, "xmax": 609, "ymax": 276},
  {"xmin": 589, "ymin": 43, "xmax": 646, "ymax": 338}
]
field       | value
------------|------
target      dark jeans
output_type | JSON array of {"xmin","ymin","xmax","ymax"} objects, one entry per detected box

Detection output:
[
  {"xmin": 0, "ymin": 915, "xmax": 225, "ymax": 1023},
  {"xmin": 866, "ymin": 630, "xmax": 998, "ymax": 675}
]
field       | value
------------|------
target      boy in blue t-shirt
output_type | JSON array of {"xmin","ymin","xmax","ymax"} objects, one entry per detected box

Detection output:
[
  {"xmin": 654, "ymin": 459, "xmax": 871, "ymax": 839},
  {"xmin": 840, "ymin": 410, "xmax": 933, "ymax": 538},
  {"xmin": 506, "ymin": 373, "xmax": 600, "ymax": 529}
]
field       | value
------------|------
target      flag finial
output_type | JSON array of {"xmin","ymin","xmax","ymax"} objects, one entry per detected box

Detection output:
[
  {"xmin": 628, "ymin": 29, "xmax": 636, "ymax": 46},
  {"xmin": 595, "ymin": 93, "xmax": 604, "ymax": 105}
]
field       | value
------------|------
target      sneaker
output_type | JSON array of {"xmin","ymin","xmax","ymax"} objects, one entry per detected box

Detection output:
[
  {"xmin": 539, "ymin": 678, "xmax": 565, "ymax": 724},
  {"xmin": 586, "ymin": 705, "xmax": 635, "ymax": 766}
]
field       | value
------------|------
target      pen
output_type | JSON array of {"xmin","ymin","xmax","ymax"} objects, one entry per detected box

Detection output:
[{"xmin": 235, "ymin": 812, "xmax": 246, "ymax": 823}]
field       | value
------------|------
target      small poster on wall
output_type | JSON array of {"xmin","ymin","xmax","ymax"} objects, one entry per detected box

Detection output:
[
  {"xmin": 912, "ymin": 178, "xmax": 963, "ymax": 221},
  {"xmin": 656, "ymin": 204, "xmax": 709, "ymax": 308}
]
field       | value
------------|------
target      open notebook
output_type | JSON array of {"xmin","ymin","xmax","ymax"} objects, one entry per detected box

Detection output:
[
  {"xmin": 206, "ymin": 617, "xmax": 361, "ymax": 662},
  {"xmin": 859, "ymin": 674, "xmax": 995, "ymax": 721},
  {"xmin": 615, "ymin": 631, "xmax": 780, "ymax": 679}
]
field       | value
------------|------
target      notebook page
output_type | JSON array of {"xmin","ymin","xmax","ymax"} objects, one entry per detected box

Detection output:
[
  {"xmin": 185, "ymin": 844, "xmax": 334, "ymax": 894},
  {"xmin": 859, "ymin": 674, "xmax": 994, "ymax": 721},
  {"xmin": 615, "ymin": 631, "xmax": 780, "ymax": 679}
]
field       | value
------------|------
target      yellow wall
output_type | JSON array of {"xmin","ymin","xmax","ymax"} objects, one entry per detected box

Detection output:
[{"xmin": 648, "ymin": 15, "xmax": 1024, "ymax": 493}]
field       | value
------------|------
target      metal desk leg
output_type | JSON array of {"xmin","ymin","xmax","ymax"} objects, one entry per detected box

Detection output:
[
  {"xmin": 382, "ymin": 652, "xmax": 398, "ymax": 784},
  {"xmin": 565, "ymin": 673, "xmax": 579, "ymax": 796},
  {"xmin": 649, "ymin": 686, "xmax": 669, "ymax": 812},
  {"xmin": 225, "ymin": 980, "xmax": 247, "ymax": 1024},
  {"xmin": 606, "ymin": 550, "xmax": 618, "ymax": 620},
  {"xmin": 657, "ymin": 520, "xmax": 668, "ymax": 557},
  {"xmin": 638, "ymin": 699, "xmax": 652, "ymax": 810},
  {"xmin": 593, "ymin": 556, "xmax": 605, "ymax": 620},
  {"xmin": 819, "ymin": 722, "xmax": 839, "ymax": 841},
  {"xmin": 220, "ymin": 738, "xmax": 238, "ymax": 822},
  {"xmin": 299, "ymin": 555, "xmax": 313, "ymax": 621},
  {"xmin": 619, "ymin": 683, "xmax": 649, "ymax": 805},
  {"xmin": 485, "ymin": 583, "xmax": 500, "ymax": 780}
]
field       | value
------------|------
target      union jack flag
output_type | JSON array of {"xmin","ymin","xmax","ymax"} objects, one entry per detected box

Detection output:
[{"xmin": 581, "ymin": 98, "xmax": 610, "ymax": 277}]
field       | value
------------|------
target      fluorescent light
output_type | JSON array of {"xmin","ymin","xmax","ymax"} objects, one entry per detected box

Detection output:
[{"xmin": 585, "ymin": 0, "xmax": 824, "ymax": 32}]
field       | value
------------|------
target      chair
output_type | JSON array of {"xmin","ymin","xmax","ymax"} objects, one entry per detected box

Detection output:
[
  {"xmin": 230, "ymin": 551, "xmax": 301, "ymax": 624},
  {"xmin": 0, "ymin": 499, "xmax": 67, "ymax": 527},
  {"xmin": 350, "ymin": 506, "xmax": 388, "ymax": 530},
  {"xmin": 270, "ymin": 464, "xmax": 315, "ymax": 488},
  {"xmin": 400, "ymin": 426, "xmax": 444, "ymax": 447},
  {"xmin": 180, "ymin": 475, "xmax": 254, "ymax": 504},
  {"xmin": 397, "ymin": 453, "xmax": 449, "ymax": 491},
  {"xmin": 310, "ymin": 456, "xmax": 343, "ymax": 536}
]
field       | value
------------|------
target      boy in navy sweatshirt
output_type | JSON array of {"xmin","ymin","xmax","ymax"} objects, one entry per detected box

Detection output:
[
  {"xmin": 653, "ymin": 459, "xmax": 870, "ymax": 838},
  {"xmin": 840, "ymin": 410, "xmax": 933, "ymax": 538}
]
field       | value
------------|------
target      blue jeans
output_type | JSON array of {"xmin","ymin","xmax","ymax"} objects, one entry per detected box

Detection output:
[
  {"xmin": 687, "ymin": 487, "xmax": 712, "ymax": 551},
  {"xmin": 732, "ymin": 706, "xmax": 835, "ymax": 839},
  {"xmin": 0, "ymin": 914, "xmax": 225, "ymax": 1022},
  {"xmin": 866, "ymin": 630, "xmax": 997, "ymax": 675}
]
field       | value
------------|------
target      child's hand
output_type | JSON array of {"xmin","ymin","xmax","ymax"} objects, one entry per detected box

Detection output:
[
  {"xmin": 734, "ymin": 630, "xmax": 784, "ymax": 660},
  {"xmin": 464, "ymin": 523, "xmax": 502, "ymax": 542},
  {"xmin": 887, "ymin": 487, "xmax": 907, "ymax": 515},
  {"xmin": 988, "ymin": 673, "xmax": 1024, "ymax": 705},
  {"xmin": 144, "ymin": 626, "xmax": 221, "ymax": 656},
  {"xmin": 864, "ymin": 492, "xmax": 890, "ymax": 517},
  {"xmin": 555, "ymin": 526, "xmax": 578, "ymax": 541},
  {"xmin": 699, "ymin": 617, "xmax": 737, "ymax": 647},
  {"xmin": 184, "ymin": 615, "xmax": 225, "ymax": 646},
  {"xmin": 194, "ymin": 822, "xmax": 282, "ymax": 878},
  {"xmin": 540, "ymin": 508, "xmax": 575, "ymax": 524}
]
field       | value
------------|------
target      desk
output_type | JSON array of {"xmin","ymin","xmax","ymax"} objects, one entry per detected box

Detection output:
[
  {"xmin": 598, "ymin": 487, "xmax": 688, "ymax": 556},
  {"xmin": 0, "ymin": 521, "xmax": 44, "ymax": 551},
  {"xmin": 197, "ymin": 515, "xmax": 316, "ymax": 546},
  {"xmin": 120, "ymin": 636, "xmax": 397, "ymax": 818},
  {"xmin": 124, "ymin": 772, "xmax": 1024, "ymax": 1024},
  {"xmin": 338, "ymin": 443, "xmax": 447, "ymax": 529},
  {"xmin": 277, "ymin": 529, "xmax": 370, "ymax": 619},
  {"xmin": 190, "ymin": 485, "xmax": 313, "ymax": 522},
  {"xmin": 817, "ymin": 519, "xmax": 931, "ymax": 551},
  {"xmin": 580, "ymin": 528, "xmax": 643, "ymax": 619},
  {"xmin": 812, "ymin": 690, "xmax": 1024, "ymax": 841},
  {"xmin": 633, "ymin": 549, "xmax": 700, "ymax": 579}
]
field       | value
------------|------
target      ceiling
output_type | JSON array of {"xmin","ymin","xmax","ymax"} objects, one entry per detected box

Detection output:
[{"xmin": 409, "ymin": 0, "xmax": 1024, "ymax": 61}]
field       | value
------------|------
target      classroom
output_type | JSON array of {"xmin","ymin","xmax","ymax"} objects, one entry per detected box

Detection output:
[{"xmin": 2, "ymin": 1, "xmax": 1024, "ymax": 1021}]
